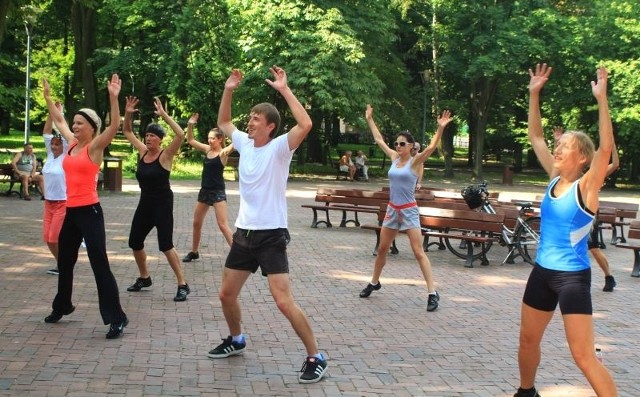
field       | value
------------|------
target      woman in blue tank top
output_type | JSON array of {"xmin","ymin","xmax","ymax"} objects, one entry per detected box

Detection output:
[
  {"xmin": 359, "ymin": 104, "xmax": 451, "ymax": 313},
  {"xmin": 513, "ymin": 65, "xmax": 617, "ymax": 397}
]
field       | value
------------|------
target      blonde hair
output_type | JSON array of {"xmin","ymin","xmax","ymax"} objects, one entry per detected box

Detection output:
[{"xmin": 564, "ymin": 130, "xmax": 595, "ymax": 169}]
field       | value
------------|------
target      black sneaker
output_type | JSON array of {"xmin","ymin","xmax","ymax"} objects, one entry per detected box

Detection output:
[
  {"xmin": 207, "ymin": 336, "xmax": 246, "ymax": 358},
  {"xmin": 46, "ymin": 268, "xmax": 59, "ymax": 275},
  {"xmin": 298, "ymin": 355, "xmax": 328, "ymax": 383},
  {"xmin": 173, "ymin": 284, "xmax": 190, "ymax": 302},
  {"xmin": 44, "ymin": 305, "xmax": 75, "ymax": 323},
  {"xmin": 513, "ymin": 387, "xmax": 541, "ymax": 397},
  {"xmin": 359, "ymin": 282, "xmax": 381, "ymax": 298},
  {"xmin": 603, "ymin": 275, "xmax": 616, "ymax": 292},
  {"xmin": 106, "ymin": 317, "xmax": 129, "ymax": 339},
  {"xmin": 127, "ymin": 276, "xmax": 152, "ymax": 292},
  {"xmin": 182, "ymin": 251, "xmax": 199, "ymax": 262},
  {"xmin": 427, "ymin": 291, "xmax": 439, "ymax": 312}
]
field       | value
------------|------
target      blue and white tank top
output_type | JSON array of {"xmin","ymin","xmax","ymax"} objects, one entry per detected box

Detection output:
[
  {"xmin": 536, "ymin": 176, "xmax": 594, "ymax": 271},
  {"xmin": 388, "ymin": 158, "xmax": 418, "ymax": 205}
]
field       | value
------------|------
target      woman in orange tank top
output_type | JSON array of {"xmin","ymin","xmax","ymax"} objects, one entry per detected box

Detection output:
[{"xmin": 42, "ymin": 75, "xmax": 128, "ymax": 339}]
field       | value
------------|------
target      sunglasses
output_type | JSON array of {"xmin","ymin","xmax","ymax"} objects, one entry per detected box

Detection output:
[{"xmin": 394, "ymin": 141, "xmax": 408, "ymax": 147}]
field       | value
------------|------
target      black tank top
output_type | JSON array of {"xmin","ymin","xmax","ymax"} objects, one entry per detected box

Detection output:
[
  {"xmin": 136, "ymin": 151, "xmax": 171, "ymax": 196},
  {"xmin": 201, "ymin": 153, "xmax": 225, "ymax": 190}
]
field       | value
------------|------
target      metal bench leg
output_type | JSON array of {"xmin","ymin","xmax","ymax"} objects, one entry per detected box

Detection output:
[
  {"xmin": 610, "ymin": 226, "xmax": 619, "ymax": 245},
  {"xmin": 618, "ymin": 224, "xmax": 627, "ymax": 244},
  {"xmin": 390, "ymin": 239, "xmax": 399, "ymax": 255},
  {"xmin": 372, "ymin": 230, "xmax": 381, "ymax": 256},
  {"xmin": 631, "ymin": 249, "xmax": 640, "ymax": 277},
  {"xmin": 464, "ymin": 242, "xmax": 474, "ymax": 268}
]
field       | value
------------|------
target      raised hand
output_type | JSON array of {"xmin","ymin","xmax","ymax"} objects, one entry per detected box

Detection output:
[
  {"xmin": 365, "ymin": 104, "xmax": 374, "ymax": 120},
  {"xmin": 153, "ymin": 96, "xmax": 167, "ymax": 118},
  {"xmin": 265, "ymin": 65, "xmax": 288, "ymax": 92},
  {"xmin": 225, "ymin": 69, "xmax": 243, "ymax": 91},
  {"xmin": 107, "ymin": 74, "xmax": 122, "ymax": 98},
  {"xmin": 591, "ymin": 67, "xmax": 608, "ymax": 101},
  {"xmin": 528, "ymin": 63, "xmax": 552, "ymax": 94},
  {"xmin": 437, "ymin": 110, "xmax": 452, "ymax": 128},
  {"xmin": 188, "ymin": 113, "xmax": 199, "ymax": 125},
  {"xmin": 125, "ymin": 96, "xmax": 139, "ymax": 114},
  {"xmin": 43, "ymin": 79, "xmax": 51, "ymax": 99}
]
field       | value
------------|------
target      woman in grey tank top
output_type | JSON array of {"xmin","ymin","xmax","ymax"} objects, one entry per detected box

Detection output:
[{"xmin": 360, "ymin": 104, "xmax": 451, "ymax": 312}]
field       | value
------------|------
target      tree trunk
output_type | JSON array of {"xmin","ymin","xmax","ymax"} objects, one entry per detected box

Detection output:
[
  {"xmin": 470, "ymin": 77, "xmax": 497, "ymax": 181},
  {"xmin": 71, "ymin": 3, "xmax": 98, "ymax": 111},
  {"xmin": 0, "ymin": 0, "xmax": 11, "ymax": 47},
  {"xmin": 441, "ymin": 122, "xmax": 455, "ymax": 177}
]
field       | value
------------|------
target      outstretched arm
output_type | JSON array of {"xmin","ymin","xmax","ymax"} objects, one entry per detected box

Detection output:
[
  {"xmin": 527, "ymin": 64, "xmax": 555, "ymax": 177},
  {"xmin": 581, "ymin": 67, "xmax": 614, "ymax": 209},
  {"xmin": 265, "ymin": 66, "xmax": 312, "ymax": 150},
  {"xmin": 365, "ymin": 104, "xmax": 396, "ymax": 160},
  {"xmin": 154, "ymin": 97, "xmax": 184, "ymax": 160},
  {"xmin": 42, "ymin": 79, "xmax": 74, "ymax": 143},
  {"xmin": 122, "ymin": 96, "xmax": 147, "ymax": 154},
  {"xmin": 414, "ymin": 110, "xmax": 451, "ymax": 165},
  {"xmin": 90, "ymin": 74, "xmax": 122, "ymax": 160},
  {"xmin": 218, "ymin": 69, "xmax": 242, "ymax": 138},
  {"xmin": 607, "ymin": 142, "xmax": 619, "ymax": 176},
  {"xmin": 186, "ymin": 113, "xmax": 210, "ymax": 153}
]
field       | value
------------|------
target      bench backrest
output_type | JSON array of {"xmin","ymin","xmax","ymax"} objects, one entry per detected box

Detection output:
[
  {"xmin": 0, "ymin": 164, "xmax": 15, "ymax": 179},
  {"xmin": 315, "ymin": 188, "xmax": 436, "ymax": 208},
  {"xmin": 419, "ymin": 206, "xmax": 505, "ymax": 234},
  {"xmin": 597, "ymin": 207, "xmax": 617, "ymax": 224},
  {"xmin": 599, "ymin": 200, "xmax": 638, "ymax": 219}
]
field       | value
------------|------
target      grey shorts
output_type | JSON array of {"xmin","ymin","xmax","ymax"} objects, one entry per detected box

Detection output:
[
  {"xmin": 225, "ymin": 228, "xmax": 290, "ymax": 276},
  {"xmin": 382, "ymin": 202, "xmax": 420, "ymax": 231},
  {"xmin": 197, "ymin": 188, "xmax": 227, "ymax": 206}
]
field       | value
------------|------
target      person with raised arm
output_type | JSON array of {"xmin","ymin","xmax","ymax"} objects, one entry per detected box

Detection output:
[
  {"xmin": 42, "ymin": 75, "xmax": 128, "ymax": 339},
  {"xmin": 514, "ymin": 64, "xmax": 617, "ymax": 397},
  {"xmin": 121, "ymin": 96, "xmax": 190, "ymax": 302},
  {"xmin": 182, "ymin": 113, "xmax": 234, "ymax": 263},
  {"xmin": 206, "ymin": 66, "xmax": 328, "ymax": 384},
  {"xmin": 360, "ymin": 104, "xmax": 451, "ymax": 312},
  {"xmin": 41, "ymin": 101, "xmax": 68, "ymax": 275}
]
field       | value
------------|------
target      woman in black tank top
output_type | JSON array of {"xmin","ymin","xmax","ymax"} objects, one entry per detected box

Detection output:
[{"xmin": 182, "ymin": 113, "xmax": 235, "ymax": 263}]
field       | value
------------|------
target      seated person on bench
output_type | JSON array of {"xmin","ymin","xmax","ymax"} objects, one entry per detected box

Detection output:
[
  {"xmin": 354, "ymin": 150, "xmax": 369, "ymax": 181},
  {"xmin": 339, "ymin": 150, "xmax": 357, "ymax": 181},
  {"xmin": 11, "ymin": 142, "xmax": 44, "ymax": 200}
]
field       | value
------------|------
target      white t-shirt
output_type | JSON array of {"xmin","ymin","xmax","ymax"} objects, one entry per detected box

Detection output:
[
  {"xmin": 232, "ymin": 129, "xmax": 294, "ymax": 229},
  {"xmin": 42, "ymin": 134, "xmax": 68, "ymax": 201}
]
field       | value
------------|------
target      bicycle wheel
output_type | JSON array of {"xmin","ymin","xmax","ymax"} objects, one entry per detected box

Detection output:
[
  {"xmin": 515, "ymin": 216, "xmax": 541, "ymax": 265},
  {"xmin": 443, "ymin": 229, "xmax": 494, "ymax": 261}
]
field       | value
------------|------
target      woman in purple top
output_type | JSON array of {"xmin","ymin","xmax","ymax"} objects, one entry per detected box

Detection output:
[{"xmin": 360, "ymin": 104, "xmax": 451, "ymax": 312}]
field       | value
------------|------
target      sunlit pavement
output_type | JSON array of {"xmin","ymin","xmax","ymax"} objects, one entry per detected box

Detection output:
[{"xmin": 0, "ymin": 177, "xmax": 638, "ymax": 397}]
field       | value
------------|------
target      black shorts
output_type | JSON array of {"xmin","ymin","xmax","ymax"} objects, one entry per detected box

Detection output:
[
  {"xmin": 522, "ymin": 264, "xmax": 592, "ymax": 315},
  {"xmin": 587, "ymin": 222, "xmax": 600, "ymax": 249},
  {"xmin": 197, "ymin": 188, "xmax": 227, "ymax": 206},
  {"xmin": 225, "ymin": 228, "xmax": 290, "ymax": 276}
]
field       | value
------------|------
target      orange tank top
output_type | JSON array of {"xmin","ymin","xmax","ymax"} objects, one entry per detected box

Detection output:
[{"xmin": 63, "ymin": 142, "xmax": 100, "ymax": 207}]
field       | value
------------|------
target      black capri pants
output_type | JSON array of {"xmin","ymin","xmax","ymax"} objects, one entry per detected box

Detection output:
[{"xmin": 128, "ymin": 191, "xmax": 175, "ymax": 252}]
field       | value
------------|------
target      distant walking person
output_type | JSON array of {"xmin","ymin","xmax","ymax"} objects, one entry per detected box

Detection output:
[
  {"xmin": 514, "ymin": 64, "xmax": 617, "ymax": 397},
  {"xmin": 182, "ymin": 113, "xmax": 234, "ymax": 263},
  {"xmin": 361, "ymin": 104, "xmax": 451, "ymax": 312},
  {"xmin": 42, "ymin": 76, "xmax": 128, "ymax": 339},
  {"xmin": 42, "ymin": 101, "xmax": 68, "ymax": 275},
  {"xmin": 122, "ymin": 96, "xmax": 190, "ymax": 302},
  {"xmin": 207, "ymin": 66, "xmax": 328, "ymax": 384}
]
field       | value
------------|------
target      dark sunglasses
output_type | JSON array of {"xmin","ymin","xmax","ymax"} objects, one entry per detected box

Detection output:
[{"xmin": 394, "ymin": 141, "xmax": 408, "ymax": 147}]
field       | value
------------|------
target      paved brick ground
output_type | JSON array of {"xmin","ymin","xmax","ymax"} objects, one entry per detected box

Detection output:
[{"xmin": 0, "ymin": 177, "xmax": 638, "ymax": 397}]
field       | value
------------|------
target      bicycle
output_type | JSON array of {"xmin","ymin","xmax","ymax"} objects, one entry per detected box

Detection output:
[{"xmin": 443, "ymin": 182, "xmax": 541, "ymax": 265}]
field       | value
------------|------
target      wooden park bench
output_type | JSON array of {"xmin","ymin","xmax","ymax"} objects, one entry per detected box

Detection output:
[
  {"xmin": 614, "ymin": 219, "xmax": 640, "ymax": 277},
  {"xmin": 361, "ymin": 202, "xmax": 505, "ymax": 268},
  {"xmin": 301, "ymin": 188, "xmax": 438, "ymax": 228},
  {"xmin": 0, "ymin": 163, "xmax": 21, "ymax": 197},
  {"xmin": 599, "ymin": 200, "xmax": 639, "ymax": 244},
  {"xmin": 301, "ymin": 188, "xmax": 392, "ymax": 228}
]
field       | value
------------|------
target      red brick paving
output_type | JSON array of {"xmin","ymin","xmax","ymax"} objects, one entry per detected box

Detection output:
[{"xmin": 0, "ymin": 178, "xmax": 638, "ymax": 396}]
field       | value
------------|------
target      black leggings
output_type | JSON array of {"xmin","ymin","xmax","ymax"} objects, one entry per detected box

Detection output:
[{"xmin": 53, "ymin": 203, "xmax": 126, "ymax": 325}]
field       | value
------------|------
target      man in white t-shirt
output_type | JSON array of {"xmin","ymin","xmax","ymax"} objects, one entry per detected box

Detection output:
[{"xmin": 206, "ymin": 66, "xmax": 327, "ymax": 384}]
